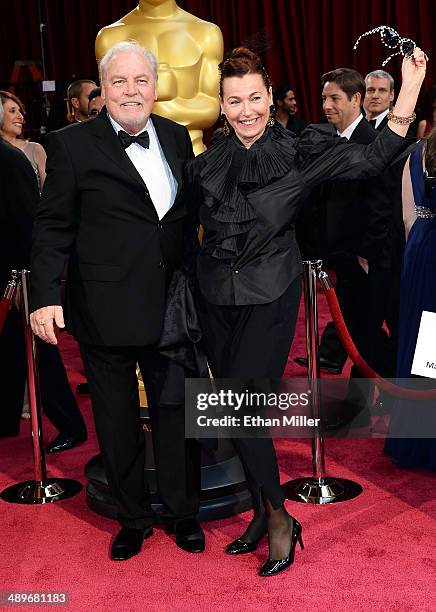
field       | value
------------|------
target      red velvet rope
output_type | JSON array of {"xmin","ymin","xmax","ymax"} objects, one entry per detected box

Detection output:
[
  {"xmin": 322, "ymin": 282, "xmax": 436, "ymax": 400},
  {"xmin": 0, "ymin": 297, "xmax": 11, "ymax": 335}
]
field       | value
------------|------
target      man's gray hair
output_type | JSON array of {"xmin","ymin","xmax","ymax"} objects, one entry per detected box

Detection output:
[
  {"xmin": 99, "ymin": 40, "xmax": 158, "ymax": 82},
  {"xmin": 365, "ymin": 70, "xmax": 395, "ymax": 91},
  {"xmin": 0, "ymin": 98, "xmax": 3, "ymax": 127}
]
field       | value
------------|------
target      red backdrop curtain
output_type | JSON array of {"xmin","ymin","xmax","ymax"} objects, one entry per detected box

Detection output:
[{"xmin": 1, "ymin": 0, "xmax": 435, "ymax": 122}]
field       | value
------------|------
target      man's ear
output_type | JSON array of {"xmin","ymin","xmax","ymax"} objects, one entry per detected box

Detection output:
[
  {"xmin": 352, "ymin": 92, "xmax": 361, "ymax": 108},
  {"xmin": 71, "ymin": 97, "xmax": 79, "ymax": 110}
]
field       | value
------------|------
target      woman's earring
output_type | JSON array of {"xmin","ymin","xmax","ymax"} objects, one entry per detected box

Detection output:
[
  {"xmin": 221, "ymin": 113, "xmax": 230, "ymax": 136},
  {"xmin": 267, "ymin": 105, "xmax": 276, "ymax": 128}
]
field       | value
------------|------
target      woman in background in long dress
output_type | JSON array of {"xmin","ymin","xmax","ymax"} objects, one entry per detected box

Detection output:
[{"xmin": 385, "ymin": 129, "xmax": 436, "ymax": 470}]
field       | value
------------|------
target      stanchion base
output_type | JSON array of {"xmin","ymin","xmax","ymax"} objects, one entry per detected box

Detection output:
[
  {"xmin": 283, "ymin": 477, "xmax": 362, "ymax": 504},
  {"xmin": 0, "ymin": 478, "xmax": 82, "ymax": 504}
]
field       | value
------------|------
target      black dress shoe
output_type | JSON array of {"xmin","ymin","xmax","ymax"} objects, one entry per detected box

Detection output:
[
  {"xmin": 174, "ymin": 519, "xmax": 205, "ymax": 553},
  {"xmin": 225, "ymin": 533, "xmax": 266, "ymax": 555},
  {"xmin": 111, "ymin": 526, "xmax": 153, "ymax": 561},
  {"xmin": 294, "ymin": 356, "xmax": 343, "ymax": 375},
  {"xmin": 46, "ymin": 434, "xmax": 84, "ymax": 453},
  {"xmin": 259, "ymin": 518, "xmax": 304, "ymax": 577}
]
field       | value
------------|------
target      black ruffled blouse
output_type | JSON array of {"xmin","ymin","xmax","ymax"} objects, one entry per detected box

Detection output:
[{"xmin": 187, "ymin": 123, "xmax": 407, "ymax": 306}]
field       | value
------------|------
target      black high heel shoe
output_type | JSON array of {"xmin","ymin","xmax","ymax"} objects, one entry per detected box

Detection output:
[
  {"xmin": 225, "ymin": 530, "xmax": 267, "ymax": 555},
  {"xmin": 258, "ymin": 517, "xmax": 304, "ymax": 577}
]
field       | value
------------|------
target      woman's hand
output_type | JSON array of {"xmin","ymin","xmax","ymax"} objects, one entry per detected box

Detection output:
[
  {"xmin": 389, "ymin": 47, "xmax": 428, "ymax": 136},
  {"xmin": 401, "ymin": 47, "xmax": 427, "ymax": 88}
]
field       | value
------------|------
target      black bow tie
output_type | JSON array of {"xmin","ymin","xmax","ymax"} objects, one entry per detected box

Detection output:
[{"xmin": 118, "ymin": 130, "xmax": 150, "ymax": 149}]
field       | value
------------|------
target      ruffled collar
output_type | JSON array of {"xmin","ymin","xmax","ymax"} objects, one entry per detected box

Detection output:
[{"xmin": 193, "ymin": 124, "xmax": 297, "ymax": 259}]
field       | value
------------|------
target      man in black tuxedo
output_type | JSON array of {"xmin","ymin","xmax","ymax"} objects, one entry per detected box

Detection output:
[
  {"xmin": 364, "ymin": 70, "xmax": 418, "ymax": 139},
  {"xmin": 363, "ymin": 70, "xmax": 407, "ymax": 388},
  {"xmin": 67, "ymin": 79, "xmax": 97, "ymax": 123},
  {"xmin": 30, "ymin": 42, "xmax": 204, "ymax": 560},
  {"xmin": 296, "ymin": 69, "xmax": 394, "ymax": 418},
  {"xmin": 364, "ymin": 70, "xmax": 395, "ymax": 132},
  {"xmin": 273, "ymin": 83, "xmax": 307, "ymax": 135}
]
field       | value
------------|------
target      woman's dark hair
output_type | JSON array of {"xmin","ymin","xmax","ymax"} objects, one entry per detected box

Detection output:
[
  {"xmin": 0, "ymin": 90, "xmax": 26, "ymax": 116},
  {"xmin": 420, "ymin": 85, "xmax": 436, "ymax": 123},
  {"xmin": 219, "ymin": 47, "xmax": 270, "ymax": 97},
  {"xmin": 425, "ymin": 126, "xmax": 436, "ymax": 177}
]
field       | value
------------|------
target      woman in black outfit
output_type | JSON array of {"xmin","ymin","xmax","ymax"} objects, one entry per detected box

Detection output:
[{"xmin": 187, "ymin": 47, "xmax": 426, "ymax": 576}]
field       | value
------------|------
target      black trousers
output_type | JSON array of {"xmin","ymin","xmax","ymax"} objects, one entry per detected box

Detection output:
[
  {"xmin": 79, "ymin": 342, "xmax": 201, "ymax": 530},
  {"xmin": 320, "ymin": 260, "xmax": 368, "ymax": 367},
  {"xmin": 320, "ymin": 260, "xmax": 399, "ymax": 377},
  {"xmin": 198, "ymin": 276, "xmax": 302, "ymax": 510},
  {"xmin": 0, "ymin": 308, "xmax": 87, "ymax": 439}
]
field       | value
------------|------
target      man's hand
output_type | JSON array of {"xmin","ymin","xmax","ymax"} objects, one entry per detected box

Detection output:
[
  {"xmin": 357, "ymin": 256, "xmax": 369, "ymax": 274},
  {"xmin": 30, "ymin": 305, "xmax": 65, "ymax": 345}
]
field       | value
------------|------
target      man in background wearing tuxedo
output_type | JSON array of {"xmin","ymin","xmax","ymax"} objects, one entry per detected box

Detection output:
[
  {"xmin": 365, "ymin": 69, "xmax": 418, "ymax": 139},
  {"xmin": 273, "ymin": 83, "xmax": 307, "ymax": 135},
  {"xmin": 30, "ymin": 42, "xmax": 204, "ymax": 560},
  {"xmin": 67, "ymin": 79, "xmax": 97, "ymax": 123},
  {"xmin": 364, "ymin": 69, "xmax": 395, "ymax": 131},
  {"xmin": 296, "ymin": 68, "xmax": 395, "ymax": 423}
]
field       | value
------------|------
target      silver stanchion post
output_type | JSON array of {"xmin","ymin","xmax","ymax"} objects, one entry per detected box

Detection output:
[
  {"xmin": 282, "ymin": 261, "xmax": 362, "ymax": 504},
  {"xmin": 1, "ymin": 270, "xmax": 82, "ymax": 504}
]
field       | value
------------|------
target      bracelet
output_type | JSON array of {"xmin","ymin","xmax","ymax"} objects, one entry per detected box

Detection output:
[{"xmin": 387, "ymin": 111, "xmax": 416, "ymax": 125}]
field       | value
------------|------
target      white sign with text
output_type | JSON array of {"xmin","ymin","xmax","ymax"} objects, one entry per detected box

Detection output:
[{"xmin": 411, "ymin": 310, "xmax": 436, "ymax": 379}]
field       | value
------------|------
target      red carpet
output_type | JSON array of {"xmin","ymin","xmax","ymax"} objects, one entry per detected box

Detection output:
[{"xmin": 1, "ymin": 291, "xmax": 435, "ymax": 612}]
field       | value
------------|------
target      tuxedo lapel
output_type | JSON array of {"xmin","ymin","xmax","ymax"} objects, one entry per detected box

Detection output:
[
  {"xmin": 350, "ymin": 118, "xmax": 375, "ymax": 145},
  {"xmin": 89, "ymin": 109, "xmax": 148, "ymax": 192}
]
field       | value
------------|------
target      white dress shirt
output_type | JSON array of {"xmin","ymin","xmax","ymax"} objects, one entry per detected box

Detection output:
[
  {"xmin": 109, "ymin": 115, "xmax": 177, "ymax": 220},
  {"xmin": 367, "ymin": 108, "xmax": 390, "ymax": 130},
  {"xmin": 337, "ymin": 114, "xmax": 364, "ymax": 140}
]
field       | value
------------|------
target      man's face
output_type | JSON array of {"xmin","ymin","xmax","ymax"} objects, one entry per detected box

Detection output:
[
  {"xmin": 102, "ymin": 51, "xmax": 157, "ymax": 134},
  {"xmin": 280, "ymin": 89, "xmax": 298, "ymax": 115},
  {"xmin": 72, "ymin": 82, "xmax": 96, "ymax": 121},
  {"xmin": 88, "ymin": 96, "xmax": 104, "ymax": 118},
  {"xmin": 322, "ymin": 81, "xmax": 360, "ymax": 133},
  {"xmin": 364, "ymin": 76, "xmax": 394, "ymax": 118}
]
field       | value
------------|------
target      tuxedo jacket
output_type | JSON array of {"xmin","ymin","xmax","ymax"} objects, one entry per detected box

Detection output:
[
  {"xmin": 0, "ymin": 138, "xmax": 39, "ymax": 288},
  {"xmin": 31, "ymin": 109, "xmax": 194, "ymax": 346},
  {"xmin": 376, "ymin": 115, "xmax": 389, "ymax": 132},
  {"xmin": 298, "ymin": 118, "xmax": 391, "ymax": 265}
]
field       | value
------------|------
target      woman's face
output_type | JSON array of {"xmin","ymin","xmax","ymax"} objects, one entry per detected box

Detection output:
[
  {"xmin": 1, "ymin": 99, "xmax": 24, "ymax": 137},
  {"xmin": 221, "ymin": 73, "xmax": 272, "ymax": 148}
]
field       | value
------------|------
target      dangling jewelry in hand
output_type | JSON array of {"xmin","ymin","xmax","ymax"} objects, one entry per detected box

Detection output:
[{"xmin": 353, "ymin": 25, "xmax": 417, "ymax": 66}]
